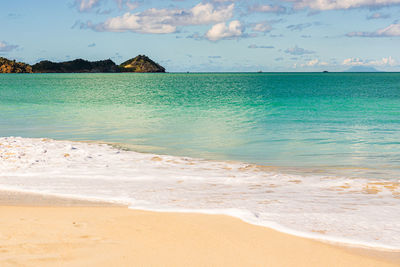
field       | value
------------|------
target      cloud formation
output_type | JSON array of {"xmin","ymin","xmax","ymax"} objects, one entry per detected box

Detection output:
[
  {"xmin": 347, "ymin": 23, "xmax": 400, "ymax": 37},
  {"xmin": 125, "ymin": 0, "xmax": 139, "ymax": 10},
  {"xmin": 287, "ymin": 22, "xmax": 321, "ymax": 31},
  {"xmin": 0, "ymin": 41, "xmax": 18, "ymax": 52},
  {"xmin": 290, "ymin": 0, "xmax": 400, "ymax": 10},
  {"xmin": 76, "ymin": 0, "xmax": 101, "ymax": 12},
  {"xmin": 205, "ymin": 20, "xmax": 243, "ymax": 41},
  {"xmin": 284, "ymin": 45, "xmax": 314, "ymax": 55},
  {"xmin": 252, "ymin": 22, "xmax": 272, "ymax": 32},
  {"xmin": 91, "ymin": 3, "xmax": 234, "ymax": 34},
  {"xmin": 367, "ymin": 12, "xmax": 390, "ymax": 20},
  {"xmin": 248, "ymin": 4, "xmax": 287, "ymax": 13},
  {"xmin": 301, "ymin": 58, "xmax": 328, "ymax": 67},
  {"xmin": 342, "ymin": 56, "xmax": 396, "ymax": 66},
  {"xmin": 248, "ymin": 44, "xmax": 274, "ymax": 48}
]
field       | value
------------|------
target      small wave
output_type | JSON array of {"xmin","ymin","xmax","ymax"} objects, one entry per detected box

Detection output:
[{"xmin": 1, "ymin": 136, "xmax": 400, "ymax": 250}]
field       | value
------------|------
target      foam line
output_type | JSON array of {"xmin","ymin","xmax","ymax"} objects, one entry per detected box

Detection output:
[{"xmin": 1, "ymin": 136, "xmax": 400, "ymax": 250}]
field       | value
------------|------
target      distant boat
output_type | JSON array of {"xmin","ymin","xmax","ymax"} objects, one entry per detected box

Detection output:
[
  {"xmin": 323, "ymin": 70, "xmax": 329, "ymax": 73},
  {"xmin": 258, "ymin": 70, "xmax": 263, "ymax": 73}
]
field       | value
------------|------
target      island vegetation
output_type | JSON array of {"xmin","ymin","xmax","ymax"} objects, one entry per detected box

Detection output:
[
  {"xmin": 119, "ymin": 55, "xmax": 165, "ymax": 73},
  {"xmin": 0, "ymin": 57, "xmax": 33, "ymax": 73},
  {"xmin": 0, "ymin": 55, "xmax": 165, "ymax": 73}
]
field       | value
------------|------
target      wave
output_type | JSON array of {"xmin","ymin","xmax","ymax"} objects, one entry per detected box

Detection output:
[{"xmin": 1, "ymin": 136, "xmax": 399, "ymax": 251}]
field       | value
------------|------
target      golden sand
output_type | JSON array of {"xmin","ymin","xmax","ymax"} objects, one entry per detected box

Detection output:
[{"xmin": 0, "ymin": 192, "xmax": 399, "ymax": 267}]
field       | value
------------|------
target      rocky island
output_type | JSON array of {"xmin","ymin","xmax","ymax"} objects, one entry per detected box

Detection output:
[
  {"xmin": 0, "ymin": 57, "xmax": 33, "ymax": 73},
  {"xmin": 0, "ymin": 55, "xmax": 165, "ymax": 73},
  {"xmin": 119, "ymin": 55, "xmax": 165, "ymax": 73},
  {"xmin": 32, "ymin": 59, "xmax": 120, "ymax": 73}
]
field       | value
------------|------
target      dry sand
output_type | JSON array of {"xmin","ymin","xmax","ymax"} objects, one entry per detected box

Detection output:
[{"xmin": 0, "ymin": 191, "xmax": 399, "ymax": 267}]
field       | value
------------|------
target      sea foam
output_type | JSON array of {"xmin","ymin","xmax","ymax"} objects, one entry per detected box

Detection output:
[{"xmin": 1, "ymin": 136, "xmax": 399, "ymax": 250}]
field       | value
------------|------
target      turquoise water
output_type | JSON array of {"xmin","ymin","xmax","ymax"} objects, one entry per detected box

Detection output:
[
  {"xmin": 2, "ymin": 73, "xmax": 400, "ymax": 248},
  {"xmin": 1, "ymin": 73, "xmax": 400, "ymax": 178}
]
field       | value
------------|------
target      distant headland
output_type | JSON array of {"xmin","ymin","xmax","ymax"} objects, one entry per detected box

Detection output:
[{"xmin": 0, "ymin": 55, "xmax": 165, "ymax": 73}]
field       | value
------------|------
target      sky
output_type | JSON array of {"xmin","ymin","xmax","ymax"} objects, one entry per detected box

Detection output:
[{"xmin": 1, "ymin": 0, "xmax": 399, "ymax": 72}]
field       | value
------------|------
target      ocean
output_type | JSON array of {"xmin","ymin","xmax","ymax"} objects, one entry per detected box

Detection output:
[{"xmin": 1, "ymin": 73, "xmax": 399, "ymax": 249}]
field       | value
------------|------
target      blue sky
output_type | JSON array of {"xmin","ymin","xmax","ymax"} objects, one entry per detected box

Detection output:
[{"xmin": 1, "ymin": 0, "xmax": 399, "ymax": 71}]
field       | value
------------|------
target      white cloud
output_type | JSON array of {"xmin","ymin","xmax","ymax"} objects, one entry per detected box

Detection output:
[
  {"xmin": 126, "ymin": 0, "xmax": 139, "ymax": 11},
  {"xmin": 76, "ymin": 0, "xmax": 100, "ymax": 12},
  {"xmin": 205, "ymin": 20, "xmax": 243, "ymax": 41},
  {"xmin": 378, "ymin": 24, "xmax": 400, "ymax": 36},
  {"xmin": 347, "ymin": 23, "xmax": 400, "ymax": 37},
  {"xmin": 101, "ymin": 12, "xmax": 176, "ymax": 33},
  {"xmin": 284, "ymin": 45, "xmax": 314, "ymax": 55},
  {"xmin": 287, "ymin": 22, "xmax": 321, "ymax": 31},
  {"xmin": 187, "ymin": 3, "xmax": 234, "ymax": 25},
  {"xmin": 290, "ymin": 0, "xmax": 400, "ymax": 10},
  {"xmin": 96, "ymin": 3, "xmax": 234, "ymax": 34},
  {"xmin": 342, "ymin": 56, "xmax": 396, "ymax": 66},
  {"xmin": 367, "ymin": 12, "xmax": 390, "ymax": 19},
  {"xmin": 78, "ymin": 0, "xmax": 138, "ymax": 11},
  {"xmin": 252, "ymin": 22, "xmax": 272, "ymax": 32},
  {"xmin": 301, "ymin": 59, "xmax": 328, "ymax": 67},
  {"xmin": 249, "ymin": 4, "xmax": 286, "ymax": 13},
  {"xmin": 306, "ymin": 59, "xmax": 319, "ymax": 66},
  {"xmin": 248, "ymin": 44, "xmax": 274, "ymax": 49},
  {"xmin": 0, "ymin": 41, "xmax": 18, "ymax": 52}
]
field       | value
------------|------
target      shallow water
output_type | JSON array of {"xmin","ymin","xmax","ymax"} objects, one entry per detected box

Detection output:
[
  {"xmin": 1, "ymin": 73, "xmax": 400, "ymax": 178},
  {"xmin": 1, "ymin": 73, "xmax": 400, "ymax": 249}
]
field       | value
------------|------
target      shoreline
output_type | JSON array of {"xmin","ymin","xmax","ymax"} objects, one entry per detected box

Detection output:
[
  {"xmin": 0, "ymin": 189, "xmax": 124, "ymax": 207},
  {"xmin": 3, "ymin": 187, "xmax": 400, "ymax": 252},
  {"xmin": 0, "ymin": 189, "xmax": 399, "ymax": 266},
  {"xmin": 1, "ymin": 136, "xmax": 400, "ymax": 252}
]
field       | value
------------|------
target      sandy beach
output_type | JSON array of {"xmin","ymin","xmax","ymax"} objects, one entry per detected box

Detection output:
[
  {"xmin": 3, "ymin": 0, "xmax": 400, "ymax": 264},
  {"xmin": 0, "ymin": 191, "xmax": 398, "ymax": 267}
]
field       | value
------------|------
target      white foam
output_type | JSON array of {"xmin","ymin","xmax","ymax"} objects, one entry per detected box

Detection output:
[{"xmin": 1, "ymin": 136, "xmax": 400, "ymax": 251}]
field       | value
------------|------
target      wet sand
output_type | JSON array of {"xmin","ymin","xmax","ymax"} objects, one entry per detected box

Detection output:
[{"xmin": 0, "ymin": 190, "xmax": 398, "ymax": 267}]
